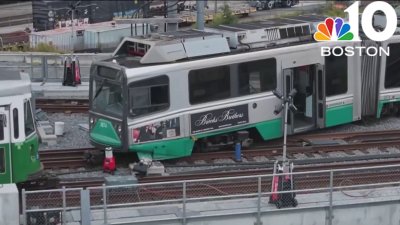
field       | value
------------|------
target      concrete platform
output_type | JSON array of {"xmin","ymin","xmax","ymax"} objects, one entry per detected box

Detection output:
[
  {"xmin": 65, "ymin": 186, "xmax": 400, "ymax": 225},
  {"xmin": 32, "ymin": 82, "xmax": 89, "ymax": 99},
  {"xmin": 0, "ymin": 184, "xmax": 19, "ymax": 225}
]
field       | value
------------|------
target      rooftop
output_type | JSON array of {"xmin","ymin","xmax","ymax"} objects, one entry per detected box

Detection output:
[{"xmin": 31, "ymin": 21, "xmax": 132, "ymax": 36}]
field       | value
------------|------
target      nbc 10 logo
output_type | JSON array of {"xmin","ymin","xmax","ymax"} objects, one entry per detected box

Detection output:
[{"xmin": 316, "ymin": 1, "xmax": 397, "ymax": 57}]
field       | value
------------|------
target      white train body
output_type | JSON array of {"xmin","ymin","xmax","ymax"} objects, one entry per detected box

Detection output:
[{"xmin": 88, "ymin": 15, "xmax": 400, "ymax": 161}]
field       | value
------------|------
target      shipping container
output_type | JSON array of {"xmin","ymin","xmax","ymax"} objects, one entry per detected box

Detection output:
[
  {"xmin": 30, "ymin": 22, "xmax": 149, "ymax": 52},
  {"xmin": 84, "ymin": 23, "xmax": 148, "ymax": 52}
]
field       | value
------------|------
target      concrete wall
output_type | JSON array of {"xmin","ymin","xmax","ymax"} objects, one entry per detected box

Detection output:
[{"xmin": 154, "ymin": 201, "xmax": 400, "ymax": 225}]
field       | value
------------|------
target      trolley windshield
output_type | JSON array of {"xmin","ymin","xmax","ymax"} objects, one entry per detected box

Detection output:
[{"xmin": 91, "ymin": 66, "xmax": 124, "ymax": 118}]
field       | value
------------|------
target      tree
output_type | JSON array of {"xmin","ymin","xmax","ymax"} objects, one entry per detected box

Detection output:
[{"xmin": 211, "ymin": 4, "xmax": 238, "ymax": 27}]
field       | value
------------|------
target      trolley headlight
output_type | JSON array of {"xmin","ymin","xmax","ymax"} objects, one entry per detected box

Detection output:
[
  {"xmin": 116, "ymin": 125, "xmax": 122, "ymax": 133},
  {"xmin": 89, "ymin": 117, "xmax": 97, "ymax": 130}
]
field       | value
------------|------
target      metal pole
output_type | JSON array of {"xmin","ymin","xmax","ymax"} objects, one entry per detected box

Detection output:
[
  {"xmin": 167, "ymin": 0, "xmax": 178, "ymax": 32},
  {"xmin": 214, "ymin": 0, "xmax": 217, "ymax": 15},
  {"xmin": 163, "ymin": 0, "xmax": 167, "ymax": 32},
  {"xmin": 71, "ymin": 9, "xmax": 74, "ymax": 56},
  {"xmin": 182, "ymin": 182, "xmax": 187, "ymax": 225},
  {"xmin": 328, "ymin": 170, "xmax": 334, "ymax": 225},
  {"xmin": 22, "ymin": 189, "xmax": 27, "ymax": 225},
  {"xmin": 62, "ymin": 186, "xmax": 67, "ymax": 225},
  {"xmin": 103, "ymin": 184, "xmax": 108, "ymax": 224},
  {"xmin": 196, "ymin": 0, "xmax": 205, "ymax": 30},
  {"xmin": 256, "ymin": 176, "xmax": 262, "ymax": 225},
  {"xmin": 135, "ymin": 23, "xmax": 137, "ymax": 36},
  {"xmin": 282, "ymin": 100, "xmax": 289, "ymax": 164},
  {"xmin": 30, "ymin": 53, "xmax": 33, "ymax": 80}
]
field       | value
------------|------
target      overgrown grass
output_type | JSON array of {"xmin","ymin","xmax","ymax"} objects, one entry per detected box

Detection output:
[
  {"xmin": 210, "ymin": 4, "xmax": 238, "ymax": 27},
  {"xmin": 2, "ymin": 42, "xmax": 65, "ymax": 53},
  {"xmin": 323, "ymin": 3, "xmax": 346, "ymax": 18},
  {"xmin": 31, "ymin": 42, "xmax": 65, "ymax": 53}
]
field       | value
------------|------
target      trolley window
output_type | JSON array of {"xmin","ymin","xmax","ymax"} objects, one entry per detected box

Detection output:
[
  {"xmin": 0, "ymin": 114, "xmax": 4, "ymax": 141},
  {"xmin": 325, "ymin": 53, "xmax": 348, "ymax": 96},
  {"xmin": 97, "ymin": 66, "xmax": 122, "ymax": 81},
  {"xmin": 13, "ymin": 108, "xmax": 18, "ymax": 139},
  {"xmin": 238, "ymin": 58, "xmax": 276, "ymax": 95},
  {"xmin": 129, "ymin": 76, "xmax": 169, "ymax": 117},
  {"xmin": 0, "ymin": 148, "xmax": 4, "ymax": 173},
  {"xmin": 384, "ymin": 43, "xmax": 400, "ymax": 89},
  {"xmin": 189, "ymin": 65, "xmax": 230, "ymax": 104},
  {"xmin": 92, "ymin": 79, "xmax": 123, "ymax": 118},
  {"xmin": 24, "ymin": 101, "xmax": 35, "ymax": 137}
]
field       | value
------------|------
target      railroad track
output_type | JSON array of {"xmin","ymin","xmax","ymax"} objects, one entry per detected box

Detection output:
[
  {"xmin": 35, "ymin": 99, "xmax": 89, "ymax": 113},
  {"xmin": 142, "ymin": 157, "xmax": 400, "ymax": 183},
  {"xmin": 179, "ymin": 129, "xmax": 400, "ymax": 164},
  {"xmin": 40, "ymin": 147, "xmax": 99, "ymax": 169},
  {"xmin": 25, "ymin": 161, "xmax": 400, "ymax": 208},
  {"xmin": 33, "ymin": 129, "xmax": 400, "ymax": 189}
]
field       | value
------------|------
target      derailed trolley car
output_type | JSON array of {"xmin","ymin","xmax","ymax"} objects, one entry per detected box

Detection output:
[
  {"xmin": 0, "ymin": 71, "xmax": 41, "ymax": 183},
  {"xmin": 89, "ymin": 15, "xmax": 400, "ymax": 165}
]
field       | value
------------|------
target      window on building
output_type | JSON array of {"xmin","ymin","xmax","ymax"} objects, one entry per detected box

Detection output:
[
  {"xmin": 189, "ymin": 65, "xmax": 230, "ymax": 104},
  {"xmin": 238, "ymin": 58, "xmax": 277, "ymax": 95},
  {"xmin": 24, "ymin": 101, "xmax": 35, "ymax": 137},
  {"xmin": 384, "ymin": 43, "xmax": 400, "ymax": 89},
  {"xmin": 13, "ymin": 108, "xmax": 18, "ymax": 139},
  {"xmin": 325, "ymin": 54, "xmax": 348, "ymax": 96},
  {"xmin": 129, "ymin": 75, "xmax": 169, "ymax": 117}
]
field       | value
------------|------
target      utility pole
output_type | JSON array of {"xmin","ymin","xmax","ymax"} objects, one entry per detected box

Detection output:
[
  {"xmin": 71, "ymin": 9, "xmax": 75, "ymax": 57},
  {"xmin": 196, "ymin": 0, "xmax": 205, "ymax": 30},
  {"xmin": 272, "ymin": 88, "xmax": 297, "ymax": 166},
  {"xmin": 166, "ymin": 0, "xmax": 178, "ymax": 32},
  {"xmin": 214, "ymin": 0, "xmax": 218, "ymax": 15},
  {"xmin": 52, "ymin": 1, "xmax": 96, "ymax": 54}
]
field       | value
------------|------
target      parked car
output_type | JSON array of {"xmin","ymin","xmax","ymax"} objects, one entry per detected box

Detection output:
[{"xmin": 247, "ymin": 0, "xmax": 299, "ymax": 10}]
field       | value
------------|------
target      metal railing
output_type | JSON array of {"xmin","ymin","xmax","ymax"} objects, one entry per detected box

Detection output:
[
  {"xmin": 22, "ymin": 187, "xmax": 83, "ymax": 225},
  {"xmin": 0, "ymin": 53, "xmax": 111, "ymax": 82},
  {"xmin": 21, "ymin": 164, "xmax": 400, "ymax": 225}
]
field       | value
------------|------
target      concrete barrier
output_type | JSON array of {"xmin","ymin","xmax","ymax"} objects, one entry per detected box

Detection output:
[{"xmin": 0, "ymin": 184, "xmax": 19, "ymax": 225}]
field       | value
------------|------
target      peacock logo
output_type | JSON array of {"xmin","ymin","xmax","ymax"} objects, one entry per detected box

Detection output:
[{"xmin": 314, "ymin": 18, "xmax": 354, "ymax": 41}]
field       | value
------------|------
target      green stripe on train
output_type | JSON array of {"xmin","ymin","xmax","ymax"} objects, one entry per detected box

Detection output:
[
  {"xmin": 130, "ymin": 118, "xmax": 282, "ymax": 160},
  {"xmin": 90, "ymin": 119, "xmax": 122, "ymax": 148},
  {"xmin": 325, "ymin": 104, "xmax": 353, "ymax": 128},
  {"xmin": 0, "ymin": 134, "xmax": 40, "ymax": 184},
  {"xmin": 12, "ymin": 134, "xmax": 41, "ymax": 183}
]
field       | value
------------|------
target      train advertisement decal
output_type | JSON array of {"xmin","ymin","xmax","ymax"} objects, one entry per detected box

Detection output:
[
  {"xmin": 190, "ymin": 105, "xmax": 249, "ymax": 134},
  {"xmin": 132, "ymin": 118, "xmax": 180, "ymax": 143}
]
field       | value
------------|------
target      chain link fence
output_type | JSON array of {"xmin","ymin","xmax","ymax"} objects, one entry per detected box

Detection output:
[
  {"xmin": 21, "ymin": 164, "xmax": 400, "ymax": 225},
  {"xmin": 22, "ymin": 187, "xmax": 83, "ymax": 225}
]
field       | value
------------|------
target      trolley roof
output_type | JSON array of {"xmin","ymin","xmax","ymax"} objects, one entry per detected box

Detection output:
[
  {"xmin": 0, "ymin": 70, "xmax": 31, "ymax": 97},
  {"xmin": 104, "ymin": 14, "xmax": 328, "ymax": 68}
]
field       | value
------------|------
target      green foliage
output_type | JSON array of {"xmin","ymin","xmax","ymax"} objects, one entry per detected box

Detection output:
[
  {"xmin": 323, "ymin": 2, "xmax": 346, "ymax": 18},
  {"xmin": 211, "ymin": 4, "xmax": 238, "ymax": 27},
  {"xmin": 3, "ymin": 42, "xmax": 64, "ymax": 53},
  {"xmin": 32, "ymin": 42, "xmax": 64, "ymax": 53},
  {"xmin": 279, "ymin": 11, "xmax": 302, "ymax": 18}
]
